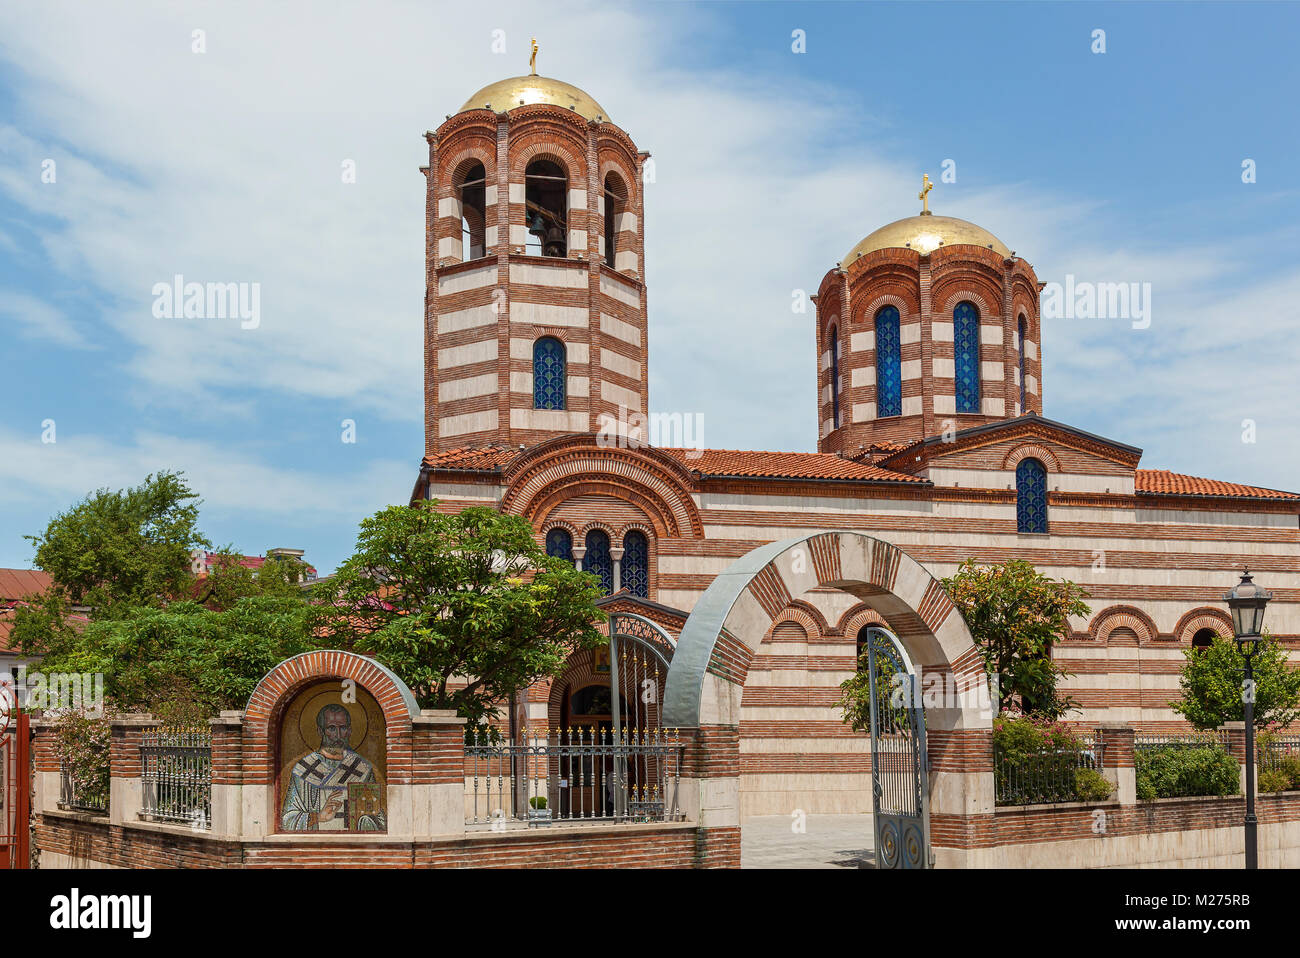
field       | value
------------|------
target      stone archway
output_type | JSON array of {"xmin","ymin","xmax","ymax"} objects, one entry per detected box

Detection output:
[{"xmin": 661, "ymin": 531, "xmax": 994, "ymax": 868}]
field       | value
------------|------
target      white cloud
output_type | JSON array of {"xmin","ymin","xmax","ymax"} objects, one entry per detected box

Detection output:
[{"xmin": 0, "ymin": 289, "xmax": 91, "ymax": 348}]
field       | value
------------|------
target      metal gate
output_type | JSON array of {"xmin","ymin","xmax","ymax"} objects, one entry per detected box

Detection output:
[
  {"xmin": 606, "ymin": 612, "xmax": 675, "ymax": 818},
  {"xmin": 864, "ymin": 626, "xmax": 929, "ymax": 869},
  {"xmin": 0, "ymin": 681, "xmax": 31, "ymax": 869}
]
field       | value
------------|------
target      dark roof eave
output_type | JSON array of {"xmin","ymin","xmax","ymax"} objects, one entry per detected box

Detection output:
[
  {"xmin": 1136, "ymin": 490, "xmax": 1300, "ymax": 505},
  {"xmin": 692, "ymin": 472, "xmax": 931, "ymax": 487}
]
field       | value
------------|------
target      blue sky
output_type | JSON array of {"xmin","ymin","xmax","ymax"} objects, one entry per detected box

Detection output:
[{"xmin": 2, "ymin": 1, "xmax": 1298, "ymax": 575}]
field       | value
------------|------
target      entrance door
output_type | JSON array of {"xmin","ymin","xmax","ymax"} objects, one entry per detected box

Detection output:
[{"xmin": 863, "ymin": 626, "xmax": 929, "ymax": 869}]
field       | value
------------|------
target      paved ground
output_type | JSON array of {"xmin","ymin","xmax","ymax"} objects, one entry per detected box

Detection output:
[{"xmin": 740, "ymin": 814, "xmax": 875, "ymax": 869}]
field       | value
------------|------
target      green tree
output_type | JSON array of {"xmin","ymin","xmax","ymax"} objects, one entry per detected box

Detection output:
[
  {"xmin": 941, "ymin": 559, "xmax": 1091, "ymax": 719},
  {"xmin": 315, "ymin": 501, "xmax": 607, "ymax": 728},
  {"xmin": 1171, "ymin": 631, "xmax": 1300, "ymax": 730},
  {"xmin": 14, "ymin": 472, "xmax": 210, "ymax": 659}
]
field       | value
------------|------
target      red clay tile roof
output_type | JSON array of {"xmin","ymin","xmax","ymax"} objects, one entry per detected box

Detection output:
[
  {"xmin": 657, "ymin": 448, "xmax": 926, "ymax": 482},
  {"xmin": 1135, "ymin": 470, "xmax": 1300, "ymax": 501},
  {"xmin": 423, "ymin": 445, "xmax": 520, "ymax": 471},
  {"xmin": 0, "ymin": 568, "xmax": 51, "ymax": 601},
  {"xmin": 424, "ymin": 444, "xmax": 925, "ymax": 482}
]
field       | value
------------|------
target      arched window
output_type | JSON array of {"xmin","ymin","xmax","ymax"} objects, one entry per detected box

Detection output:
[
  {"xmin": 545, "ymin": 528, "xmax": 572, "ymax": 562},
  {"xmin": 875, "ymin": 306, "xmax": 902, "ymax": 418},
  {"xmin": 1017, "ymin": 315, "xmax": 1027, "ymax": 412},
  {"xmin": 525, "ymin": 159, "xmax": 567, "ymax": 257},
  {"xmin": 603, "ymin": 172, "xmax": 627, "ymax": 269},
  {"xmin": 458, "ymin": 161, "xmax": 487, "ymax": 261},
  {"xmin": 583, "ymin": 529, "xmax": 613, "ymax": 594},
  {"xmin": 621, "ymin": 530, "xmax": 648, "ymax": 598},
  {"xmin": 1191, "ymin": 628, "xmax": 1217, "ymax": 654},
  {"xmin": 829, "ymin": 325, "xmax": 841, "ymax": 428},
  {"xmin": 533, "ymin": 337, "xmax": 566, "ymax": 410},
  {"xmin": 954, "ymin": 301, "xmax": 981, "ymax": 414},
  {"xmin": 1016, "ymin": 458, "xmax": 1048, "ymax": 534}
]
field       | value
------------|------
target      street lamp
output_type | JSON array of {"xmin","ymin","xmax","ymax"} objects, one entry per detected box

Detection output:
[{"xmin": 1224, "ymin": 569, "xmax": 1273, "ymax": 870}]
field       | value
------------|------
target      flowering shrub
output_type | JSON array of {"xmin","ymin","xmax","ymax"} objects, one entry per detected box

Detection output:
[
  {"xmin": 1134, "ymin": 745, "xmax": 1238, "ymax": 800},
  {"xmin": 994, "ymin": 713, "xmax": 1110, "ymax": 805},
  {"xmin": 52, "ymin": 707, "xmax": 111, "ymax": 811}
]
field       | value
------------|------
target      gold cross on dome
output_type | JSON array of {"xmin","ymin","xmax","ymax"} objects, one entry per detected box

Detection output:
[
  {"xmin": 918, "ymin": 174, "xmax": 933, "ymax": 215},
  {"xmin": 530, "ymin": 38, "xmax": 539, "ymax": 75}
]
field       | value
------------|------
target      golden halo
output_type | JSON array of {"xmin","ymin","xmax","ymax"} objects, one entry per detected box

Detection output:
[{"xmin": 297, "ymin": 688, "xmax": 370, "ymax": 751}]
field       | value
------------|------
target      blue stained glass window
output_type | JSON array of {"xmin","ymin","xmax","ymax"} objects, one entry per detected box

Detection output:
[
  {"xmin": 829, "ymin": 325, "xmax": 840, "ymax": 428},
  {"xmin": 621, "ymin": 530, "xmax": 649, "ymax": 598},
  {"xmin": 1016, "ymin": 458, "xmax": 1048, "ymax": 534},
  {"xmin": 583, "ymin": 529, "xmax": 613, "ymax": 594},
  {"xmin": 954, "ymin": 302, "xmax": 981, "ymax": 414},
  {"xmin": 1018, "ymin": 316, "xmax": 1027, "ymax": 411},
  {"xmin": 545, "ymin": 528, "xmax": 572, "ymax": 562},
  {"xmin": 533, "ymin": 337, "xmax": 566, "ymax": 410},
  {"xmin": 875, "ymin": 306, "xmax": 902, "ymax": 418}
]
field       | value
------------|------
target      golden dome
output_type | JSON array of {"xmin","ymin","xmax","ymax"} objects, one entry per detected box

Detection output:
[
  {"xmin": 844, "ymin": 214, "xmax": 1011, "ymax": 262},
  {"xmin": 458, "ymin": 75, "xmax": 610, "ymax": 123}
]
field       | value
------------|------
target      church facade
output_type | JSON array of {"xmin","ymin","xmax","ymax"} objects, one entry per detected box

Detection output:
[{"xmin": 409, "ymin": 66, "xmax": 1300, "ymax": 818}]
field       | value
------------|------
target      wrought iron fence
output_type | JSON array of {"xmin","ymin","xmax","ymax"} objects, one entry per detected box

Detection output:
[
  {"xmin": 466, "ymin": 726, "xmax": 684, "ymax": 829},
  {"xmin": 1260, "ymin": 735, "xmax": 1300, "ymax": 772},
  {"xmin": 140, "ymin": 727, "xmax": 212, "ymax": 829},
  {"xmin": 994, "ymin": 743, "xmax": 1102, "ymax": 806},
  {"xmin": 1134, "ymin": 730, "xmax": 1230, "ymax": 752},
  {"xmin": 58, "ymin": 760, "xmax": 108, "ymax": 815}
]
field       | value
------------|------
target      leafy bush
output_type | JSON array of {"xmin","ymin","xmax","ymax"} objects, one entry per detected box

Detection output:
[
  {"xmin": 1134, "ymin": 745, "xmax": 1240, "ymax": 800},
  {"xmin": 1075, "ymin": 768, "xmax": 1114, "ymax": 802},
  {"xmin": 1259, "ymin": 769, "xmax": 1292, "ymax": 793},
  {"xmin": 994, "ymin": 714, "xmax": 1105, "ymax": 805},
  {"xmin": 52, "ymin": 708, "xmax": 111, "ymax": 810},
  {"xmin": 529, "ymin": 795, "xmax": 548, "ymax": 810}
]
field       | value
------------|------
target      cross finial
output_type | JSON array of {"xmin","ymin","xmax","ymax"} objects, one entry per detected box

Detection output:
[
  {"xmin": 918, "ymin": 173, "xmax": 934, "ymax": 215},
  {"xmin": 529, "ymin": 38, "xmax": 539, "ymax": 75}
]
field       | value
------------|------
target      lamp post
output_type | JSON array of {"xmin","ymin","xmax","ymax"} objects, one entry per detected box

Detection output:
[{"xmin": 1224, "ymin": 569, "xmax": 1273, "ymax": 870}]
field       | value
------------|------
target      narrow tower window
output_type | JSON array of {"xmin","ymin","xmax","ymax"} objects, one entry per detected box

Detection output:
[
  {"xmin": 1018, "ymin": 315, "xmax": 1027, "ymax": 411},
  {"xmin": 1016, "ymin": 457, "xmax": 1048, "ymax": 534},
  {"xmin": 875, "ymin": 306, "xmax": 902, "ymax": 418},
  {"xmin": 621, "ymin": 530, "xmax": 648, "ymax": 598},
  {"xmin": 954, "ymin": 301, "xmax": 981, "ymax": 414},
  {"xmin": 458, "ymin": 162, "xmax": 487, "ymax": 261},
  {"xmin": 604, "ymin": 172, "xmax": 627, "ymax": 269},
  {"xmin": 533, "ymin": 337, "xmax": 566, "ymax": 410},
  {"xmin": 829, "ymin": 324, "xmax": 841, "ymax": 428},
  {"xmin": 545, "ymin": 528, "xmax": 573, "ymax": 561},
  {"xmin": 583, "ymin": 529, "xmax": 613, "ymax": 594},
  {"xmin": 525, "ymin": 159, "xmax": 567, "ymax": 257}
]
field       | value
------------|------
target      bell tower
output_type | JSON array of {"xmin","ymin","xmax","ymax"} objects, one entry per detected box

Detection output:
[
  {"xmin": 422, "ymin": 45, "xmax": 650, "ymax": 455},
  {"xmin": 814, "ymin": 179, "xmax": 1044, "ymax": 455}
]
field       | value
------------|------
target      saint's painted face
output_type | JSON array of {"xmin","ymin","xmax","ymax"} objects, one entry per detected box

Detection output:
[{"xmin": 317, "ymin": 706, "xmax": 352, "ymax": 751}]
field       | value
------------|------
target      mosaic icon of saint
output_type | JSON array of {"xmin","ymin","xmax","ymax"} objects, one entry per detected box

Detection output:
[{"xmin": 280, "ymin": 704, "xmax": 386, "ymax": 832}]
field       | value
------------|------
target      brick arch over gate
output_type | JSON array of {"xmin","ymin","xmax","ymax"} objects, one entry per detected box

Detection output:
[
  {"xmin": 243, "ymin": 651, "xmax": 421, "ymax": 787},
  {"xmin": 660, "ymin": 531, "xmax": 995, "ymax": 868}
]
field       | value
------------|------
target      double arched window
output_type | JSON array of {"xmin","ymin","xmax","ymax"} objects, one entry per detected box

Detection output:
[
  {"xmin": 954, "ymin": 301, "xmax": 981, "ymax": 414},
  {"xmin": 829, "ymin": 325, "xmax": 841, "ymax": 428},
  {"xmin": 583, "ymin": 529, "xmax": 613, "ymax": 594},
  {"xmin": 621, "ymin": 530, "xmax": 649, "ymax": 598},
  {"xmin": 545, "ymin": 527, "xmax": 573, "ymax": 562},
  {"xmin": 875, "ymin": 306, "xmax": 902, "ymax": 418},
  {"xmin": 533, "ymin": 337, "xmax": 566, "ymax": 410},
  {"xmin": 457, "ymin": 161, "xmax": 487, "ymax": 261},
  {"xmin": 1016, "ymin": 458, "xmax": 1048, "ymax": 534}
]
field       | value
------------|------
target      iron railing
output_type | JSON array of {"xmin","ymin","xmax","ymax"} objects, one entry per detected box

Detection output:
[
  {"xmin": 140, "ymin": 727, "xmax": 212, "ymax": 829},
  {"xmin": 1134, "ymin": 730, "xmax": 1230, "ymax": 752},
  {"xmin": 466, "ymin": 726, "xmax": 684, "ymax": 829},
  {"xmin": 994, "ymin": 738, "xmax": 1101, "ymax": 806},
  {"xmin": 1260, "ymin": 735, "xmax": 1300, "ymax": 772},
  {"xmin": 58, "ymin": 760, "xmax": 108, "ymax": 815}
]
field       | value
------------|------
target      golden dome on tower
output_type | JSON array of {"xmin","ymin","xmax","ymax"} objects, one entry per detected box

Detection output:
[
  {"xmin": 844, "ymin": 175, "xmax": 1011, "ymax": 262},
  {"xmin": 458, "ymin": 39, "xmax": 609, "ymax": 123},
  {"xmin": 844, "ymin": 214, "xmax": 1011, "ymax": 262},
  {"xmin": 458, "ymin": 75, "xmax": 609, "ymax": 122}
]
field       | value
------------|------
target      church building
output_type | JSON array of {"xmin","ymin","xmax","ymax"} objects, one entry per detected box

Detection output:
[{"xmin": 408, "ymin": 58, "xmax": 1300, "ymax": 817}]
